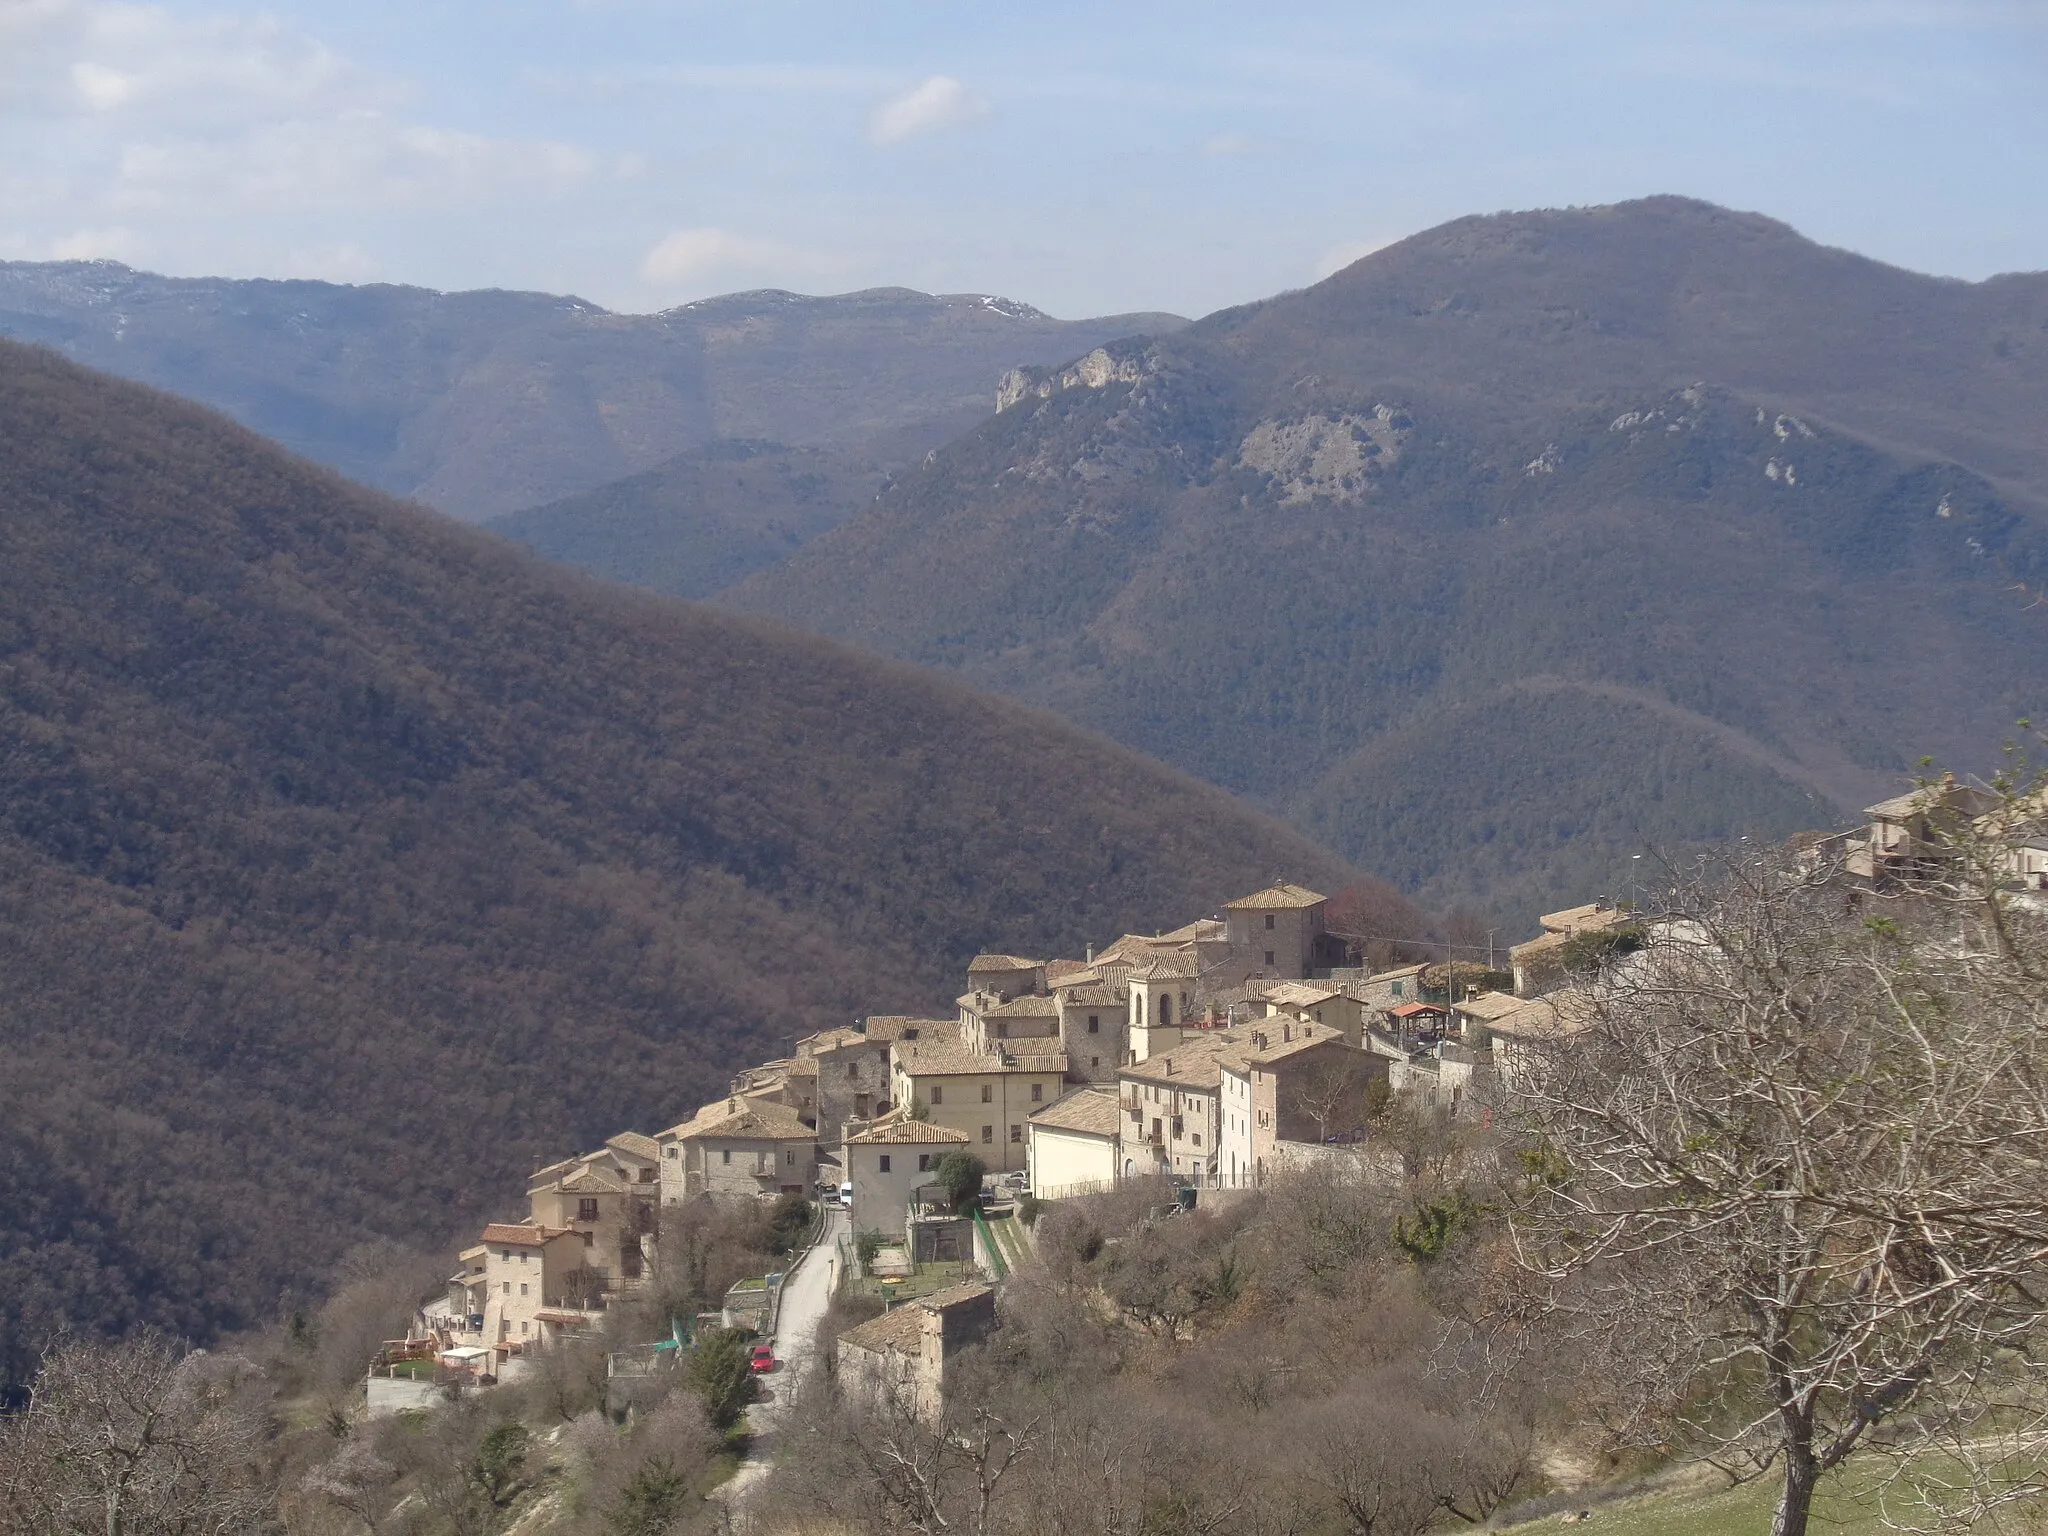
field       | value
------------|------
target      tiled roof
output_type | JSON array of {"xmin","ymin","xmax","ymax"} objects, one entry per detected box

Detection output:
[
  {"xmin": 481, "ymin": 1223, "xmax": 573, "ymax": 1247},
  {"xmin": 1118, "ymin": 1033, "xmax": 1250, "ymax": 1091},
  {"xmin": 662, "ymin": 1097, "xmax": 815, "ymax": 1142},
  {"xmin": 1389, "ymin": 1002, "xmax": 1447, "ymax": 1018},
  {"xmin": 1452, "ymin": 991, "xmax": 1529, "ymax": 1022},
  {"xmin": 864, "ymin": 1016, "xmax": 957, "ymax": 1043},
  {"xmin": 838, "ymin": 1302, "xmax": 927, "ymax": 1356},
  {"xmin": 1261, "ymin": 982, "xmax": 1343, "ymax": 1008},
  {"xmin": 1484, "ymin": 988, "xmax": 1598, "ymax": 1040},
  {"xmin": 554, "ymin": 1166, "xmax": 629, "ymax": 1195},
  {"xmin": 606, "ymin": 1132, "xmax": 661, "ymax": 1161},
  {"xmin": 1044, "ymin": 958, "xmax": 1093, "ymax": 982},
  {"xmin": 1058, "ymin": 981, "xmax": 1122, "ymax": 1006},
  {"xmin": 968, "ymin": 953, "xmax": 1042, "ymax": 972},
  {"xmin": 1127, "ymin": 954, "xmax": 1199, "ymax": 981},
  {"xmin": 1028, "ymin": 1086, "xmax": 1122, "ymax": 1137},
  {"xmin": 920, "ymin": 1279, "xmax": 996, "ymax": 1313},
  {"xmin": 1222, "ymin": 883, "xmax": 1327, "ymax": 910},
  {"xmin": 847, "ymin": 1119, "xmax": 972, "ymax": 1145},
  {"xmin": 1242, "ymin": 1023, "xmax": 1350, "ymax": 1066},
  {"xmin": 795, "ymin": 1025, "xmax": 866, "ymax": 1055},
  {"xmin": 895, "ymin": 1038, "xmax": 1065, "ymax": 1077},
  {"xmin": 1363, "ymin": 963, "xmax": 1427, "ymax": 982},
  {"xmin": 1156, "ymin": 917, "xmax": 1227, "ymax": 944},
  {"xmin": 976, "ymin": 993, "xmax": 1059, "ymax": 1018},
  {"xmin": 786, "ymin": 1056, "xmax": 820, "ymax": 1077}
]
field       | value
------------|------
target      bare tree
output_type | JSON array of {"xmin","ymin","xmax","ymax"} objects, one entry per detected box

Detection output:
[
  {"xmin": 1506, "ymin": 815, "xmax": 2048, "ymax": 1536},
  {"xmin": 0, "ymin": 1332, "xmax": 274, "ymax": 1536}
]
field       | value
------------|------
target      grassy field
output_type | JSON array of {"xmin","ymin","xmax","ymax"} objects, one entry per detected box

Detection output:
[{"xmin": 1510, "ymin": 1462, "xmax": 2045, "ymax": 1535}]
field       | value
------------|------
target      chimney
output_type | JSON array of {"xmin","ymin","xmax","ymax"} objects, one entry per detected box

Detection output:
[
  {"xmin": 1164, "ymin": 1057, "xmax": 1174, "ymax": 1075},
  {"xmin": 1086, "ymin": 944, "xmax": 1095, "ymax": 963}
]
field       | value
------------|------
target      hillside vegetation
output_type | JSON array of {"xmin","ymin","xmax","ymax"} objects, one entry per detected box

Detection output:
[
  {"xmin": 727, "ymin": 197, "xmax": 2048, "ymax": 916},
  {"xmin": 486, "ymin": 439, "xmax": 888, "ymax": 600},
  {"xmin": 0, "ymin": 340, "xmax": 1353, "ymax": 1394},
  {"xmin": 0, "ymin": 266, "xmax": 1183, "ymax": 520}
]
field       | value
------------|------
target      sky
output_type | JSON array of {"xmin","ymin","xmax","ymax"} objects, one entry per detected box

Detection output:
[{"xmin": 3, "ymin": 0, "xmax": 2046, "ymax": 320}]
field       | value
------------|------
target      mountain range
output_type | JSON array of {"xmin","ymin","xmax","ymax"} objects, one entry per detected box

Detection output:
[
  {"xmin": 0, "ymin": 264, "xmax": 1182, "ymax": 522},
  {"xmin": 0, "ymin": 340, "xmax": 1352, "ymax": 1393},
  {"xmin": 726, "ymin": 197, "xmax": 2048, "ymax": 915}
]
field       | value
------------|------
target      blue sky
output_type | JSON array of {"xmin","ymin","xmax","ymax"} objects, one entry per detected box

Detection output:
[{"xmin": 3, "ymin": 1, "xmax": 2044, "ymax": 318}]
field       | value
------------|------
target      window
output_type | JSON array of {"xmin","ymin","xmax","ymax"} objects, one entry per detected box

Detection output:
[
  {"xmin": 787, "ymin": 1149, "xmax": 797, "ymax": 1165},
  {"xmin": 997, "ymin": 1021, "xmax": 1008, "ymax": 1038},
  {"xmin": 981, "ymin": 1125, "xmax": 994, "ymax": 1144},
  {"xmin": 931, "ymin": 1085, "xmax": 943, "ymax": 1106},
  {"xmin": 1010, "ymin": 1124, "xmax": 1022, "ymax": 1143},
  {"xmin": 665, "ymin": 1146, "xmax": 677, "ymax": 1159},
  {"xmin": 1090, "ymin": 1056, "xmax": 1100, "ymax": 1069},
  {"xmin": 1392, "ymin": 980, "xmax": 1405, "ymax": 998},
  {"xmin": 502, "ymin": 1281, "xmax": 511, "ymax": 1294},
  {"xmin": 577, "ymin": 1198, "xmax": 599, "ymax": 1222},
  {"xmin": 722, "ymin": 1149, "xmax": 731, "ymax": 1164},
  {"xmin": 1265, "ymin": 914, "xmax": 1275, "ymax": 930},
  {"xmin": 903, "ymin": 1027, "xmax": 919, "ymax": 1040},
  {"xmin": 1192, "ymin": 1134, "xmax": 1201, "ymax": 1147},
  {"xmin": 1030, "ymin": 1083, "xmax": 1043, "ymax": 1102},
  {"xmin": 918, "ymin": 1153, "xmax": 932, "ymax": 1172},
  {"xmin": 521, "ymin": 1321, "xmax": 530, "ymax": 1336},
  {"xmin": 879, "ymin": 1154, "xmax": 892, "ymax": 1173},
  {"xmin": 1264, "ymin": 950, "xmax": 1275, "ymax": 966},
  {"xmin": 980, "ymin": 1083, "xmax": 992, "ymax": 1103},
  {"xmin": 1088, "ymin": 1015, "xmax": 1100, "ymax": 1033},
  {"xmin": 848, "ymin": 1061, "xmax": 858, "ymax": 1077},
  {"xmin": 581, "ymin": 1232, "xmax": 594, "ymax": 1247},
  {"xmin": 519, "ymin": 1282, "xmax": 528, "ymax": 1297}
]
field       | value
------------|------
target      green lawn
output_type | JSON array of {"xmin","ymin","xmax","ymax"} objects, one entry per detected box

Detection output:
[
  {"xmin": 980, "ymin": 1211, "xmax": 1030, "ymax": 1275},
  {"xmin": 850, "ymin": 1260, "xmax": 979, "ymax": 1303}
]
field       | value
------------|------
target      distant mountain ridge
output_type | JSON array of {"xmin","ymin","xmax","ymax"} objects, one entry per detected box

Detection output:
[
  {"xmin": 724, "ymin": 197, "xmax": 2048, "ymax": 917},
  {"xmin": 0, "ymin": 261, "xmax": 1185, "ymax": 520},
  {"xmin": 0, "ymin": 339, "xmax": 1345, "ymax": 1393}
]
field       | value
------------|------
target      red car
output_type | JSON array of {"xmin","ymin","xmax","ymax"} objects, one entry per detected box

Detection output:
[{"xmin": 749, "ymin": 1343, "xmax": 776, "ymax": 1374}]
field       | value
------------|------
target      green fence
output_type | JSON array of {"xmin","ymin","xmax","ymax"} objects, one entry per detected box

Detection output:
[{"xmin": 971, "ymin": 1207, "xmax": 1008, "ymax": 1280}]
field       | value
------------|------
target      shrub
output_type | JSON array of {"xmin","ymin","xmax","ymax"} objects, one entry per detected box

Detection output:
[
  {"xmin": 934, "ymin": 1152, "xmax": 986, "ymax": 1212},
  {"xmin": 1018, "ymin": 1195, "xmax": 1044, "ymax": 1228}
]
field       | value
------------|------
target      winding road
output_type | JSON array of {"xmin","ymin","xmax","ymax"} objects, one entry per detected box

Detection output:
[{"xmin": 715, "ymin": 1205, "xmax": 849, "ymax": 1508}]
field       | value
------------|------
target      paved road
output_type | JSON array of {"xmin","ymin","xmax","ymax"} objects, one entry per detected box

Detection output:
[{"xmin": 716, "ymin": 1205, "xmax": 849, "ymax": 1508}]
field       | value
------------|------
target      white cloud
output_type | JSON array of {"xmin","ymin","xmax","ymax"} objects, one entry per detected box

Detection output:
[
  {"xmin": 1313, "ymin": 237, "xmax": 1393, "ymax": 280},
  {"xmin": 638, "ymin": 227, "xmax": 830, "ymax": 290},
  {"xmin": 2, "ymin": 1, "xmax": 597, "ymax": 236},
  {"xmin": 868, "ymin": 75, "xmax": 983, "ymax": 146}
]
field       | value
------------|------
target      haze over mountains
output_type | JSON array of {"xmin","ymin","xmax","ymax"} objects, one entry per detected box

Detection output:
[
  {"xmin": 728, "ymin": 198, "xmax": 2048, "ymax": 915},
  {"xmin": 0, "ymin": 341, "xmax": 1352, "ymax": 1392},
  {"xmin": 0, "ymin": 264, "xmax": 1183, "ymax": 523}
]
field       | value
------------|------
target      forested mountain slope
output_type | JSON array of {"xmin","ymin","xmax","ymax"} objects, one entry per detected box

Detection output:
[
  {"xmin": 486, "ymin": 439, "xmax": 889, "ymax": 600},
  {"xmin": 0, "ymin": 265, "xmax": 1183, "ymax": 520},
  {"xmin": 728, "ymin": 197, "xmax": 2048, "ymax": 916},
  {"xmin": 0, "ymin": 341, "xmax": 1350, "ymax": 1394}
]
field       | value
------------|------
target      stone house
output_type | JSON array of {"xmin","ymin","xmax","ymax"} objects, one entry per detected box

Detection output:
[
  {"xmin": 1219, "ymin": 1022, "xmax": 1382, "ymax": 1188},
  {"xmin": 1053, "ymin": 978, "xmax": 1126, "ymax": 1081},
  {"xmin": 836, "ymin": 1281, "xmax": 997, "ymax": 1426},
  {"xmin": 795, "ymin": 1026, "xmax": 894, "ymax": 1146},
  {"xmin": 1116, "ymin": 1032, "xmax": 1248, "ymax": 1184},
  {"xmin": 1509, "ymin": 902, "xmax": 1635, "ymax": 997},
  {"xmin": 1353, "ymin": 962, "xmax": 1428, "ymax": 1023},
  {"xmin": 1026, "ymin": 1085, "xmax": 1122, "ymax": 1197},
  {"xmin": 844, "ymin": 1117, "xmax": 972, "ymax": 1239},
  {"xmin": 889, "ymin": 1031, "xmax": 1066, "ymax": 1173},
  {"xmin": 1255, "ymin": 981, "xmax": 1364, "ymax": 1045},
  {"xmin": 469, "ymin": 1223, "xmax": 592, "ymax": 1365},
  {"xmin": 657, "ymin": 1097, "xmax": 818, "ymax": 1200},
  {"xmin": 1221, "ymin": 884, "xmax": 1338, "ymax": 979},
  {"xmin": 526, "ymin": 1156, "xmax": 655, "ymax": 1293}
]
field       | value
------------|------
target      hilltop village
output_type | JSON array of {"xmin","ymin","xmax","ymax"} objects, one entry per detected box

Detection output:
[
  {"xmin": 422, "ymin": 874, "xmax": 1629, "ymax": 1372},
  {"xmin": 422, "ymin": 777, "xmax": 2048, "ymax": 1382}
]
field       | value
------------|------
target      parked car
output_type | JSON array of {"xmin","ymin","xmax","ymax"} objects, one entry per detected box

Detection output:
[
  {"xmin": 838, "ymin": 1181, "xmax": 854, "ymax": 1206},
  {"xmin": 749, "ymin": 1343, "xmax": 776, "ymax": 1374}
]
